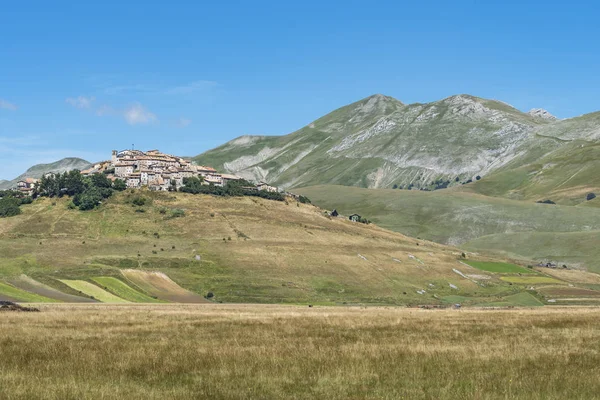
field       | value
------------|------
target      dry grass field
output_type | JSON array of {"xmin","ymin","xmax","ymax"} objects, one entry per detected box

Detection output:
[{"xmin": 1, "ymin": 304, "xmax": 600, "ymax": 399}]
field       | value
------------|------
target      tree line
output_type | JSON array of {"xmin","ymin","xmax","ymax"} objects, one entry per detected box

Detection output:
[
  {"xmin": 36, "ymin": 170, "xmax": 127, "ymax": 210},
  {"xmin": 179, "ymin": 177, "xmax": 286, "ymax": 201}
]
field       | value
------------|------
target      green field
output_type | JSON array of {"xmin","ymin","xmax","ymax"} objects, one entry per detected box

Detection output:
[
  {"xmin": 463, "ymin": 260, "xmax": 533, "ymax": 274},
  {"xmin": 480, "ymin": 292, "xmax": 544, "ymax": 307},
  {"xmin": 91, "ymin": 277, "xmax": 164, "ymax": 303},
  {"xmin": 501, "ymin": 276, "xmax": 563, "ymax": 284},
  {"xmin": 59, "ymin": 280, "xmax": 130, "ymax": 303},
  {"xmin": 0, "ymin": 281, "xmax": 56, "ymax": 303}
]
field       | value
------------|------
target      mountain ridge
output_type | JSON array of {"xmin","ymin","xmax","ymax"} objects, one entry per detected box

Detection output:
[
  {"xmin": 0, "ymin": 157, "xmax": 91, "ymax": 190},
  {"xmin": 193, "ymin": 93, "xmax": 562, "ymax": 190}
]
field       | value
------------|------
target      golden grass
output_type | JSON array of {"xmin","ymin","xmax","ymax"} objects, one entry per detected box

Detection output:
[{"xmin": 1, "ymin": 304, "xmax": 600, "ymax": 399}]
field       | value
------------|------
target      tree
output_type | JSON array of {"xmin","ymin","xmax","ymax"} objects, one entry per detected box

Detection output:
[
  {"xmin": 587, "ymin": 193, "xmax": 597, "ymax": 201},
  {"xmin": 476, "ymin": 175, "xmax": 481, "ymax": 181},
  {"xmin": 91, "ymin": 173, "xmax": 113, "ymax": 189},
  {"xmin": 59, "ymin": 170, "xmax": 85, "ymax": 196},
  {"xmin": 0, "ymin": 197, "xmax": 21, "ymax": 218},
  {"xmin": 392, "ymin": 184, "xmax": 398, "ymax": 189},
  {"xmin": 113, "ymin": 179, "xmax": 127, "ymax": 191},
  {"xmin": 73, "ymin": 187, "xmax": 103, "ymax": 211}
]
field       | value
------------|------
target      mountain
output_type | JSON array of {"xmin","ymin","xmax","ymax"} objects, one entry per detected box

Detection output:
[
  {"xmin": 194, "ymin": 94, "xmax": 555, "ymax": 190},
  {"xmin": 0, "ymin": 157, "xmax": 91, "ymax": 190},
  {"xmin": 468, "ymin": 111, "xmax": 600, "ymax": 204}
]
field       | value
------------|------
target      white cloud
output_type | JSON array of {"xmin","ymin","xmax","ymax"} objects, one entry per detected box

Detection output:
[
  {"xmin": 123, "ymin": 103, "xmax": 158, "ymax": 125},
  {"xmin": 66, "ymin": 96, "xmax": 95, "ymax": 109},
  {"xmin": 176, "ymin": 118, "xmax": 192, "ymax": 128},
  {"xmin": 165, "ymin": 80, "xmax": 218, "ymax": 95},
  {"xmin": 0, "ymin": 98, "xmax": 18, "ymax": 111}
]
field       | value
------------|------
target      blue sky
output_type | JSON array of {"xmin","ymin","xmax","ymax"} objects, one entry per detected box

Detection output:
[{"xmin": 1, "ymin": 0, "xmax": 600, "ymax": 179}]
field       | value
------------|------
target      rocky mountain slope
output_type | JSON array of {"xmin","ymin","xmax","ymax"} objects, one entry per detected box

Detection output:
[
  {"xmin": 467, "ymin": 111, "xmax": 600, "ymax": 204},
  {"xmin": 194, "ymin": 94, "xmax": 565, "ymax": 190},
  {"xmin": 0, "ymin": 157, "xmax": 91, "ymax": 190}
]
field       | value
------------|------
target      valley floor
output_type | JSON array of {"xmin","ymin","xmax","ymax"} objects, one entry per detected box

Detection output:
[{"xmin": 2, "ymin": 304, "xmax": 599, "ymax": 399}]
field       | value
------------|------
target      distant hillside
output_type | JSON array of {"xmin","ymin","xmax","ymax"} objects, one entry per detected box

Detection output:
[
  {"xmin": 467, "ymin": 114, "xmax": 600, "ymax": 204},
  {"xmin": 296, "ymin": 185, "xmax": 600, "ymax": 273},
  {"xmin": 0, "ymin": 157, "xmax": 91, "ymax": 189},
  {"xmin": 194, "ymin": 94, "xmax": 559, "ymax": 190}
]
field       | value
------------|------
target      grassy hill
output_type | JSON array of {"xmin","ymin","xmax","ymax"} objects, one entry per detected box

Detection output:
[
  {"xmin": 295, "ymin": 185, "xmax": 600, "ymax": 273},
  {"xmin": 1, "ymin": 190, "xmax": 589, "ymax": 306}
]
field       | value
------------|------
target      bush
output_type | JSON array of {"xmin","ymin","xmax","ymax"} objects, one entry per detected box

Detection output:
[
  {"xmin": 170, "ymin": 208, "xmax": 185, "ymax": 218},
  {"xmin": 0, "ymin": 197, "xmax": 21, "ymax": 218},
  {"xmin": 587, "ymin": 193, "xmax": 596, "ymax": 201},
  {"xmin": 536, "ymin": 199, "xmax": 556, "ymax": 205},
  {"xmin": 112, "ymin": 179, "xmax": 127, "ymax": 191},
  {"xmin": 298, "ymin": 195, "xmax": 311, "ymax": 204},
  {"xmin": 131, "ymin": 196, "xmax": 147, "ymax": 207}
]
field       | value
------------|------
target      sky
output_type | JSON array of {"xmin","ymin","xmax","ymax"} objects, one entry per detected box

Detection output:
[{"xmin": 1, "ymin": 0, "xmax": 600, "ymax": 179}]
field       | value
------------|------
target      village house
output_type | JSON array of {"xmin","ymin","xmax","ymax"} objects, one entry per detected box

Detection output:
[
  {"xmin": 256, "ymin": 181, "xmax": 278, "ymax": 193},
  {"xmin": 349, "ymin": 214, "xmax": 362, "ymax": 222},
  {"xmin": 16, "ymin": 178, "xmax": 39, "ymax": 195}
]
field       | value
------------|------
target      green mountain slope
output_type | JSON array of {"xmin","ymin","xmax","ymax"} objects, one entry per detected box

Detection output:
[
  {"xmin": 194, "ymin": 94, "xmax": 552, "ymax": 190},
  {"xmin": 0, "ymin": 157, "xmax": 91, "ymax": 189},
  {"xmin": 469, "ymin": 116, "xmax": 600, "ymax": 204},
  {"xmin": 296, "ymin": 185, "xmax": 600, "ymax": 273}
]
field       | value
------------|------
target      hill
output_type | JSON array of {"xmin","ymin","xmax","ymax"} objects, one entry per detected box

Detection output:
[
  {"xmin": 1, "ymin": 190, "xmax": 589, "ymax": 306},
  {"xmin": 0, "ymin": 157, "xmax": 91, "ymax": 189},
  {"xmin": 295, "ymin": 185, "xmax": 600, "ymax": 273},
  {"xmin": 193, "ymin": 94, "xmax": 555, "ymax": 190}
]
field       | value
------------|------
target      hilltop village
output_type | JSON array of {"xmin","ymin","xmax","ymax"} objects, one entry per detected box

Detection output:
[{"xmin": 77, "ymin": 149, "xmax": 280, "ymax": 192}]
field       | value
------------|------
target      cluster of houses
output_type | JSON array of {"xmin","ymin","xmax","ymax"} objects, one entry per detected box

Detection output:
[
  {"xmin": 12, "ymin": 149, "xmax": 279, "ymax": 195},
  {"xmin": 82, "ymin": 149, "xmax": 279, "ymax": 192},
  {"xmin": 16, "ymin": 178, "xmax": 40, "ymax": 196}
]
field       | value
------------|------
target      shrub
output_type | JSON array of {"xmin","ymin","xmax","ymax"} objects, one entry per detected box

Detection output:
[
  {"xmin": 536, "ymin": 199, "xmax": 556, "ymax": 205},
  {"xmin": 170, "ymin": 208, "xmax": 185, "ymax": 218},
  {"xmin": 131, "ymin": 196, "xmax": 147, "ymax": 207},
  {"xmin": 587, "ymin": 193, "xmax": 596, "ymax": 201},
  {"xmin": 0, "ymin": 198, "xmax": 21, "ymax": 218},
  {"xmin": 298, "ymin": 195, "xmax": 311, "ymax": 204},
  {"xmin": 113, "ymin": 179, "xmax": 127, "ymax": 191}
]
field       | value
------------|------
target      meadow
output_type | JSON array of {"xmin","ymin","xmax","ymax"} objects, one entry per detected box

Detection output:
[
  {"xmin": 296, "ymin": 185, "xmax": 600, "ymax": 272},
  {"xmin": 1, "ymin": 304, "xmax": 600, "ymax": 399}
]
